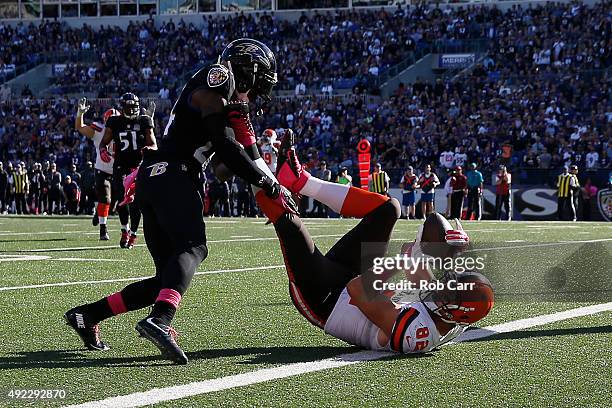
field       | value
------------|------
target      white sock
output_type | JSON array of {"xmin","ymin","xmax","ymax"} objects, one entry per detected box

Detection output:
[
  {"xmin": 300, "ymin": 177, "xmax": 350, "ymax": 213},
  {"xmin": 121, "ymin": 224, "xmax": 128, "ymax": 231}
]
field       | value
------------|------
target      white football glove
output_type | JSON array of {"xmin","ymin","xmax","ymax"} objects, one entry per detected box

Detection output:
[
  {"xmin": 144, "ymin": 100, "xmax": 156, "ymax": 119},
  {"xmin": 77, "ymin": 97, "xmax": 90, "ymax": 115}
]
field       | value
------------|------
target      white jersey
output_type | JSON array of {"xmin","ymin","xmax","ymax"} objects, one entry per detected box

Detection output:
[
  {"xmin": 91, "ymin": 122, "xmax": 113, "ymax": 174},
  {"xmin": 324, "ymin": 288, "xmax": 465, "ymax": 354},
  {"xmin": 454, "ymin": 153, "xmax": 467, "ymax": 167},
  {"xmin": 260, "ymin": 142, "xmax": 279, "ymax": 173},
  {"xmin": 439, "ymin": 151, "xmax": 455, "ymax": 169}
]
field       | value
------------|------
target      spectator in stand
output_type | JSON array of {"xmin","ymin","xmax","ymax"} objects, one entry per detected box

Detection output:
[
  {"xmin": 399, "ymin": 166, "xmax": 418, "ymax": 219},
  {"xmin": 439, "ymin": 148, "xmax": 455, "ymax": 174},
  {"xmin": 450, "ymin": 166, "xmax": 467, "ymax": 220},
  {"xmin": 495, "ymin": 165, "xmax": 512, "ymax": 221},
  {"xmin": 63, "ymin": 175, "xmax": 80, "ymax": 215},
  {"xmin": 585, "ymin": 145, "xmax": 599, "ymax": 171}
]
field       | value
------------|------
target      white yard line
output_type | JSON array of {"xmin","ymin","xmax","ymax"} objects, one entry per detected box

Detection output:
[
  {"xmin": 10, "ymin": 234, "xmax": 346, "ymax": 253},
  {"xmin": 462, "ymin": 238, "xmax": 612, "ymax": 252},
  {"xmin": 62, "ymin": 302, "xmax": 612, "ymax": 408},
  {"xmin": 0, "ymin": 255, "xmax": 124, "ymax": 263},
  {"xmin": 0, "ymin": 265, "xmax": 285, "ymax": 291}
]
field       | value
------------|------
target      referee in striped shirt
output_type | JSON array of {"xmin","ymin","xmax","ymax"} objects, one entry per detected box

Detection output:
[
  {"xmin": 12, "ymin": 162, "xmax": 29, "ymax": 214},
  {"xmin": 369, "ymin": 163, "xmax": 390, "ymax": 196},
  {"xmin": 557, "ymin": 165, "xmax": 577, "ymax": 221}
]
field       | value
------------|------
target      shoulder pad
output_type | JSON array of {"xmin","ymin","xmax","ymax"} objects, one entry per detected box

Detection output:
[{"xmin": 200, "ymin": 63, "xmax": 235, "ymax": 100}]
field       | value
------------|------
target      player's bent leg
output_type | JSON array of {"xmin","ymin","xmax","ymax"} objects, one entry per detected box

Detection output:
[
  {"xmin": 257, "ymin": 192, "xmax": 354, "ymax": 327},
  {"xmin": 64, "ymin": 276, "xmax": 160, "ymax": 351},
  {"xmin": 134, "ymin": 164, "xmax": 208, "ymax": 364},
  {"xmin": 325, "ymin": 198, "xmax": 401, "ymax": 274},
  {"xmin": 277, "ymin": 139, "xmax": 389, "ymax": 218}
]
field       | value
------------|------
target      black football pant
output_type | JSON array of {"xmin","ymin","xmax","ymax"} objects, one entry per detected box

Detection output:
[
  {"xmin": 450, "ymin": 191, "xmax": 465, "ymax": 219},
  {"xmin": 557, "ymin": 196, "xmax": 576, "ymax": 221},
  {"xmin": 465, "ymin": 188, "xmax": 481, "ymax": 220},
  {"xmin": 15, "ymin": 193, "xmax": 28, "ymax": 214},
  {"xmin": 112, "ymin": 159, "xmax": 209, "ymax": 313},
  {"xmin": 275, "ymin": 199, "xmax": 400, "ymax": 327},
  {"xmin": 495, "ymin": 194, "xmax": 511, "ymax": 220}
]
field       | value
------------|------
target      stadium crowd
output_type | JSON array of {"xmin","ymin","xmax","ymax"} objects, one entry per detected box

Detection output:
[
  {"xmin": 8, "ymin": 1, "xmax": 604, "ymax": 94},
  {"xmin": 0, "ymin": 1, "xmax": 610, "ymax": 216}
]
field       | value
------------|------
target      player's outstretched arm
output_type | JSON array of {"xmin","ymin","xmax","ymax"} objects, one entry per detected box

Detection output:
[
  {"xmin": 75, "ymin": 97, "xmax": 94, "ymax": 139},
  {"xmin": 190, "ymin": 89, "xmax": 278, "ymax": 196}
]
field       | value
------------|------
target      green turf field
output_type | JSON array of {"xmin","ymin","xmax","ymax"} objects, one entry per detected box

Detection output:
[{"xmin": 0, "ymin": 216, "xmax": 610, "ymax": 407}]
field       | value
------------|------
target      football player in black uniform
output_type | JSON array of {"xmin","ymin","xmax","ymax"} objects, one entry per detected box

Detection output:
[
  {"xmin": 99, "ymin": 93, "xmax": 156, "ymax": 249},
  {"xmin": 64, "ymin": 39, "xmax": 295, "ymax": 364}
]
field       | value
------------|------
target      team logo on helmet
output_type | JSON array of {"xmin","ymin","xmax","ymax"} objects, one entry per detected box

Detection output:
[
  {"xmin": 597, "ymin": 188, "xmax": 612, "ymax": 221},
  {"xmin": 207, "ymin": 66, "xmax": 229, "ymax": 88}
]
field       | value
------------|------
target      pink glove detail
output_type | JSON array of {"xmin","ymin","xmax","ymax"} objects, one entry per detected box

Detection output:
[{"xmin": 118, "ymin": 167, "xmax": 138, "ymax": 207}]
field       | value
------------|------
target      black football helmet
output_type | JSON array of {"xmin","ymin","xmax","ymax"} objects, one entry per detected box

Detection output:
[
  {"xmin": 221, "ymin": 38, "xmax": 278, "ymax": 102},
  {"xmin": 119, "ymin": 93, "xmax": 140, "ymax": 119}
]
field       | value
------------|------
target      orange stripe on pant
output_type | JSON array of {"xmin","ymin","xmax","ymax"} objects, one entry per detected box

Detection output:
[{"xmin": 340, "ymin": 186, "xmax": 389, "ymax": 218}]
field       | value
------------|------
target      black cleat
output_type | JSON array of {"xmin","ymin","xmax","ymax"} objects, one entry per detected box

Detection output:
[
  {"xmin": 92, "ymin": 212, "xmax": 99, "ymax": 227},
  {"xmin": 135, "ymin": 318, "xmax": 188, "ymax": 365},
  {"xmin": 64, "ymin": 307, "xmax": 110, "ymax": 351},
  {"xmin": 100, "ymin": 224, "xmax": 109, "ymax": 241}
]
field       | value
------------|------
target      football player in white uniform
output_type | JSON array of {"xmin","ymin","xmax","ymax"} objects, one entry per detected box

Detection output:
[
  {"xmin": 253, "ymin": 132, "xmax": 494, "ymax": 354},
  {"xmin": 75, "ymin": 98, "xmax": 119, "ymax": 240},
  {"xmin": 259, "ymin": 129, "xmax": 281, "ymax": 173}
]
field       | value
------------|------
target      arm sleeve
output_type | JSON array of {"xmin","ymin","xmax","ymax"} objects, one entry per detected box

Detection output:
[{"xmin": 204, "ymin": 112, "xmax": 269, "ymax": 188}]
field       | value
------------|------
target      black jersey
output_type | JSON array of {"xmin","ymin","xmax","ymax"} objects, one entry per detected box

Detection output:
[
  {"xmin": 160, "ymin": 63, "xmax": 235, "ymax": 171},
  {"xmin": 105, "ymin": 114, "xmax": 154, "ymax": 173}
]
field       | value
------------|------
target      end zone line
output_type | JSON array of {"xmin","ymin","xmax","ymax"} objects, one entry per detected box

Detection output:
[
  {"xmin": 0, "ymin": 265, "xmax": 285, "ymax": 292},
  {"xmin": 62, "ymin": 302, "xmax": 612, "ymax": 408}
]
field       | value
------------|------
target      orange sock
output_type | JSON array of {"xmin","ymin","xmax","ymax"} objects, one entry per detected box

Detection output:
[
  {"xmin": 339, "ymin": 187, "xmax": 389, "ymax": 218},
  {"xmin": 97, "ymin": 203, "xmax": 110, "ymax": 217}
]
